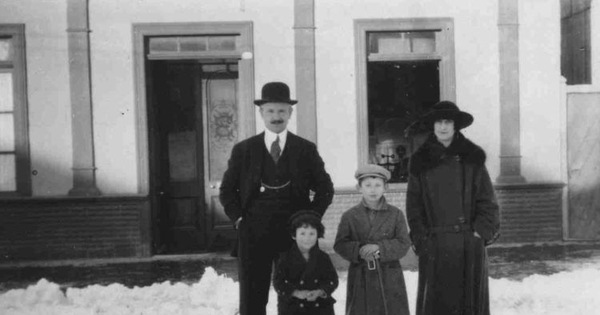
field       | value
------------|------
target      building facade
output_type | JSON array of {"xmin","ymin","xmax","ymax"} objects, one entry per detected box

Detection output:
[{"xmin": 0, "ymin": 0, "xmax": 599, "ymax": 261}]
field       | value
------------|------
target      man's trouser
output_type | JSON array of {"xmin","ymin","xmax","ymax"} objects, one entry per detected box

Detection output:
[{"xmin": 237, "ymin": 204, "xmax": 292, "ymax": 315}]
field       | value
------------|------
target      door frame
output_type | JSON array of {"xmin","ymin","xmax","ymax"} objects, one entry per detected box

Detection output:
[{"xmin": 132, "ymin": 22, "xmax": 255, "ymax": 253}]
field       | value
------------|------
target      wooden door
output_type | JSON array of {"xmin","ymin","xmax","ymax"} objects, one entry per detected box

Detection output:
[
  {"xmin": 149, "ymin": 61, "xmax": 206, "ymax": 253},
  {"xmin": 201, "ymin": 67, "xmax": 239, "ymax": 249},
  {"xmin": 567, "ymin": 92, "xmax": 600, "ymax": 240}
]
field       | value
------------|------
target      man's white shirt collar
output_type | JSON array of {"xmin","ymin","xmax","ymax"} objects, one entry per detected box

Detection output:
[{"xmin": 264, "ymin": 129, "xmax": 288, "ymax": 153}]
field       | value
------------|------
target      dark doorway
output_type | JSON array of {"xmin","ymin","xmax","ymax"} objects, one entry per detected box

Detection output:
[{"xmin": 147, "ymin": 60, "xmax": 239, "ymax": 254}]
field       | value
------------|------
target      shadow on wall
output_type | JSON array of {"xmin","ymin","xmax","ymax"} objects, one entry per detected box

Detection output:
[{"xmin": 30, "ymin": 153, "xmax": 73, "ymax": 196}]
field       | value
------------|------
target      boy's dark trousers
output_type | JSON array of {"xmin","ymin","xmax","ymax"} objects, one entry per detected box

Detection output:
[{"xmin": 237, "ymin": 201, "xmax": 293, "ymax": 315}]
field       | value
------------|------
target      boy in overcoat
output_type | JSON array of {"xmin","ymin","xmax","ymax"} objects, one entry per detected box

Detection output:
[
  {"xmin": 274, "ymin": 210, "xmax": 339, "ymax": 315},
  {"xmin": 334, "ymin": 164, "xmax": 411, "ymax": 315}
]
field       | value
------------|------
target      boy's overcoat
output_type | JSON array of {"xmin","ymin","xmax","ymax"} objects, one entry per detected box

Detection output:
[{"xmin": 334, "ymin": 199, "xmax": 411, "ymax": 315}]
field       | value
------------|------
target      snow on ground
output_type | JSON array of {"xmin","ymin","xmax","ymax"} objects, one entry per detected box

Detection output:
[{"xmin": 1, "ymin": 267, "xmax": 599, "ymax": 315}]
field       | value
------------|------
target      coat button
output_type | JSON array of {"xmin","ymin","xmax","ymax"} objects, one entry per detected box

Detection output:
[
  {"xmin": 458, "ymin": 216, "xmax": 465, "ymax": 223},
  {"xmin": 300, "ymin": 303, "xmax": 304, "ymax": 308},
  {"xmin": 316, "ymin": 303, "xmax": 320, "ymax": 307},
  {"xmin": 314, "ymin": 279, "xmax": 318, "ymax": 283},
  {"xmin": 453, "ymin": 225, "xmax": 460, "ymax": 232},
  {"xmin": 300, "ymin": 280, "xmax": 304, "ymax": 285}
]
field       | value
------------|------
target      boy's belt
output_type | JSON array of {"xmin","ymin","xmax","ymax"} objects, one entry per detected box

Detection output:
[{"xmin": 430, "ymin": 223, "xmax": 472, "ymax": 234}]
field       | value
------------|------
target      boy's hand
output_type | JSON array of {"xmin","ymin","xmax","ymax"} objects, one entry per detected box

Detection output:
[
  {"xmin": 305, "ymin": 289, "xmax": 326, "ymax": 301},
  {"xmin": 359, "ymin": 244, "xmax": 380, "ymax": 259},
  {"xmin": 292, "ymin": 290, "xmax": 309, "ymax": 299}
]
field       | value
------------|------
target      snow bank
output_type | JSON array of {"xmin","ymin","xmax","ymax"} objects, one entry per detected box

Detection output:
[{"xmin": 1, "ymin": 267, "xmax": 599, "ymax": 315}]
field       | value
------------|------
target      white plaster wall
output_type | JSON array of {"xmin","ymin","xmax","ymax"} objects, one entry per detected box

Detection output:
[
  {"xmin": 519, "ymin": 0, "xmax": 562, "ymax": 182},
  {"xmin": 0, "ymin": 0, "xmax": 567, "ymax": 195},
  {"xmin": 88, "ymin": 0, "xmax": 296, "ymax": 194},
  {"xmin": 0, "ymin": 0, "xmax": 73, "ymax": 196},
  {"xmin": 315, "ymin": 0, "xmax": 501, "ymax": 187}
]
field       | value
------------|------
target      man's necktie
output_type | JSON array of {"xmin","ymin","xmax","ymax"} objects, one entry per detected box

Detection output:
[{"xmin": 270, "ymin": 135, "xmax": 281, "ymax": 163}]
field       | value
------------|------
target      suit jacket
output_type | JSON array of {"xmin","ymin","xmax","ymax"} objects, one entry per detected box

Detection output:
[{"xmin": 219, "ymin": 132, "xmax": 334, "ymax": 222}]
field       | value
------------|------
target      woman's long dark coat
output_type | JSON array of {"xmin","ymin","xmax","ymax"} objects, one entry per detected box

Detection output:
[
  {"xmin": 273, "ymin": 243, "xmax": 339, "ymax": 315},
  {"xmin": 406, "ymin": 132, "xmax": 500, "ymax": 315},
  {"xmin": 334, "ymin": 199, "xmax": 411, "ymax": 315}
]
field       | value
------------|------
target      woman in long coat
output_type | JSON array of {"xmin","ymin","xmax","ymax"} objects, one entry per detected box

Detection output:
[
  {"xmin": 334, "ymin": 165, "xmax": 412, "ymax": 315},
  {"xmin": 406, "ymin": 101, "xmax": 500, "ymax": 315}
]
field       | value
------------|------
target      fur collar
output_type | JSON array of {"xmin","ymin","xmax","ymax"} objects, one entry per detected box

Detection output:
[{"xmin": 409, "ymin": 132, "xmax": 486, "ymax": 175}]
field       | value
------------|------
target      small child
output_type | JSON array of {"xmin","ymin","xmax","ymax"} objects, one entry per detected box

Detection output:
[
  {"xmin": 274, "ymin": 210, "xmax": 339, "ymax": 315},
  {"xmin": 334, "ymin": 164, "xmax": 411, "ymax": 315}
]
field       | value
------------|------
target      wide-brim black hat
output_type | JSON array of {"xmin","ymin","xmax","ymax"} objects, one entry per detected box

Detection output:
[
  {"xmin": 254, "ymin": 82, "xmax": 298, "ymax": 106},
  {"xmin": 418, "ymin": 101, "xmax": 473, "ymax": 130}
]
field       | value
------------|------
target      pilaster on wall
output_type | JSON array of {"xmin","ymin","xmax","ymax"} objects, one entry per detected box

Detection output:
[
  {"xmin": 497, "ymin": 0, "xmax": 526, "ymax": 183},
  {"xmin": 67, "ymin": 0, "xmax": 101, "ymax": 196},
  {"xmin": 294, "ymin": 0, "xmax": 318, "ymax": 143}
]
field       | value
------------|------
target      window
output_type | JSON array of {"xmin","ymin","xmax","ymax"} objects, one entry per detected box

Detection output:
[
  {"xmin": 355, "ymin": 18, "xmax": 455, "ymax": 183},
  {"xmin": 0, "ymin": 25, "xmax": 30, "ymax": 195},
  {"xmin": 561, "ymin": 0, "xmax": 592, "ymax": 85}
]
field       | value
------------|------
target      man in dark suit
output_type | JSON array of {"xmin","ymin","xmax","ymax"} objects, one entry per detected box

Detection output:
[{"xmin": 219, "ymin": 82, "xmax": 334, "ymax": 315}]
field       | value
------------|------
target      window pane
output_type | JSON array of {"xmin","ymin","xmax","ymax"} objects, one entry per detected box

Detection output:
[
  {"xmin": 0, "ymin": 38, "xmax": 10, "ymax": 61},
  {"xmin": 0, "ymin": 72, "xmax": 14, "ymax": 111},
  {"xmin": 368, "ymin": 31, "xmax": 436, "ymax": 54},
  {"xmin": 0, "ymin": 153, "xmax": 16, "ymax": 191},
  {"xmin": 0, "ymin": 113, "xmax": 15, "ymax": 151},
  {"xmin": 149, "ymin": 37, "xmax": 178, "ymax": 53},
  {"xmin": 179, "ymin": 36, "xmax": 208, "ymax": 52},
  {"xmin": 408, "ymin": 32, "xmax": 436, "ymax": 53},
  {"xmin": 208, "ymin": 36, "xmax": 236, "ymax": 51},
  {"xmin": 369, "ymin": 32, "xmax": 410, "ymax": 54}
]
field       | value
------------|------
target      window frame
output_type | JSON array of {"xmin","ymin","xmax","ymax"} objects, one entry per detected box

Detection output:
[
  {"xmin": 561, "ymin": 0, "xmax": 592, "ymax": 85},
  {"xmin": 354, "ymin": 18, "xmax": 456, "ymax": 178},
  {"xmin": 0, "ymin": 24, "xmax": 30, "ymax": 196}
]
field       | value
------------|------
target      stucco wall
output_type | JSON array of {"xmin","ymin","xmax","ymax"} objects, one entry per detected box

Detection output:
[
  {"xmin": 519, "ymin": 0, "xmax": 562, "ymax": 183},
  {"xmin": 0, "ymin": 0, "xmax": 73, "ymax": 196},
  {"xmin": 1, "ymin": 0, "xmax": 566, "ymax": 196}
]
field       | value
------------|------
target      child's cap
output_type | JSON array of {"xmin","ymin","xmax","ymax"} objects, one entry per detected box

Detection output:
[
  {"xmin": 288, "ymin": 210, "xmax": 325, "ymax": 237},
  {"xmin": 355, "ymin": 164, "xmax": 391, "ymax": 181}
]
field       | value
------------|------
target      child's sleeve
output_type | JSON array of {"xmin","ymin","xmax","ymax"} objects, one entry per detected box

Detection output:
[
  {"xmin": 318, "ymin": 253, "xmax": 339, "ymax": 297},
  {"xmin": 377, "ymin": 209, "xmax": 411, "ymax": 262},
  {"xmin": 333, "ymin": 212, "xmax": 361, "ymax": 263},
  {"xmin": 273, "ymin": 254, "xmax": 297, "ymax": 297}
]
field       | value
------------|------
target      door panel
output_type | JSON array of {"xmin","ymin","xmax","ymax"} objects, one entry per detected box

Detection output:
[
  {"xmin": 202, "ymin": 70, "xmax": 239, "ymax": 246},
  {"xmin": 567, "ymin": 92, "xmax": 600, "ymax": 240},
  {"xmin": 151, "ymin": 61, "xmax": 206, "ymax": 253}
]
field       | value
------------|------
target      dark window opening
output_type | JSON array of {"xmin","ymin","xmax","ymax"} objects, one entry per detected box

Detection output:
[
  {"xmin": 561, "ymin": 0, "xmax": 592, "ymax": 85},
  {"xmin": 367, "ymin": 60, "xmax": 440, "ymax": 182}
]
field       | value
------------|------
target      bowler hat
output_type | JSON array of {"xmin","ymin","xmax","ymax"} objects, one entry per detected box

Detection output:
[
  {"xmin": 254, "ymin": 82, "xmax": 298, "ymax": 106},
  {"xmin": 355, "ymin": 164, "xmax": 391, "ymax": 181},
  {"xmin": 419, "ymin": 101, "xmax": 473, "ymax": 130}
]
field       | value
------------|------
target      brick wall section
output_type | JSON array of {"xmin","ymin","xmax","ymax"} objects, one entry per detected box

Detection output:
[
  {"xmin": 495, "ymin": 183, "xmax": 564, "ymax": 243},
  {"xmin": 0, "ymin": 196, "xmax": 150, "ymax": 261},
  {"xmin": 320, "ymin": 183, "xmax": 564, "ymax": 253}
]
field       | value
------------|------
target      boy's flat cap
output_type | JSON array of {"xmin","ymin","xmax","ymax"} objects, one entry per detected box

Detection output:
[{"xmin": 354, "ymin": 164, "xmax": 391, "ymax": 181}]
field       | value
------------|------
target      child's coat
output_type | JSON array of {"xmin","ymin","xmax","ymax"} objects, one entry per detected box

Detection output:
[
  {"xmin": 274, "ymin": 243, "xmax": 339, "ymax": 315},
  {"xmin": 334, "ymin": 198, "xmax": 411, "ymax": 315}
]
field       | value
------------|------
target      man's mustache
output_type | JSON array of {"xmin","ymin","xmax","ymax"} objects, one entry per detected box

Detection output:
[{"xmin": 270, "ymin": 119, "xmax": 284, "ymax": 124}]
